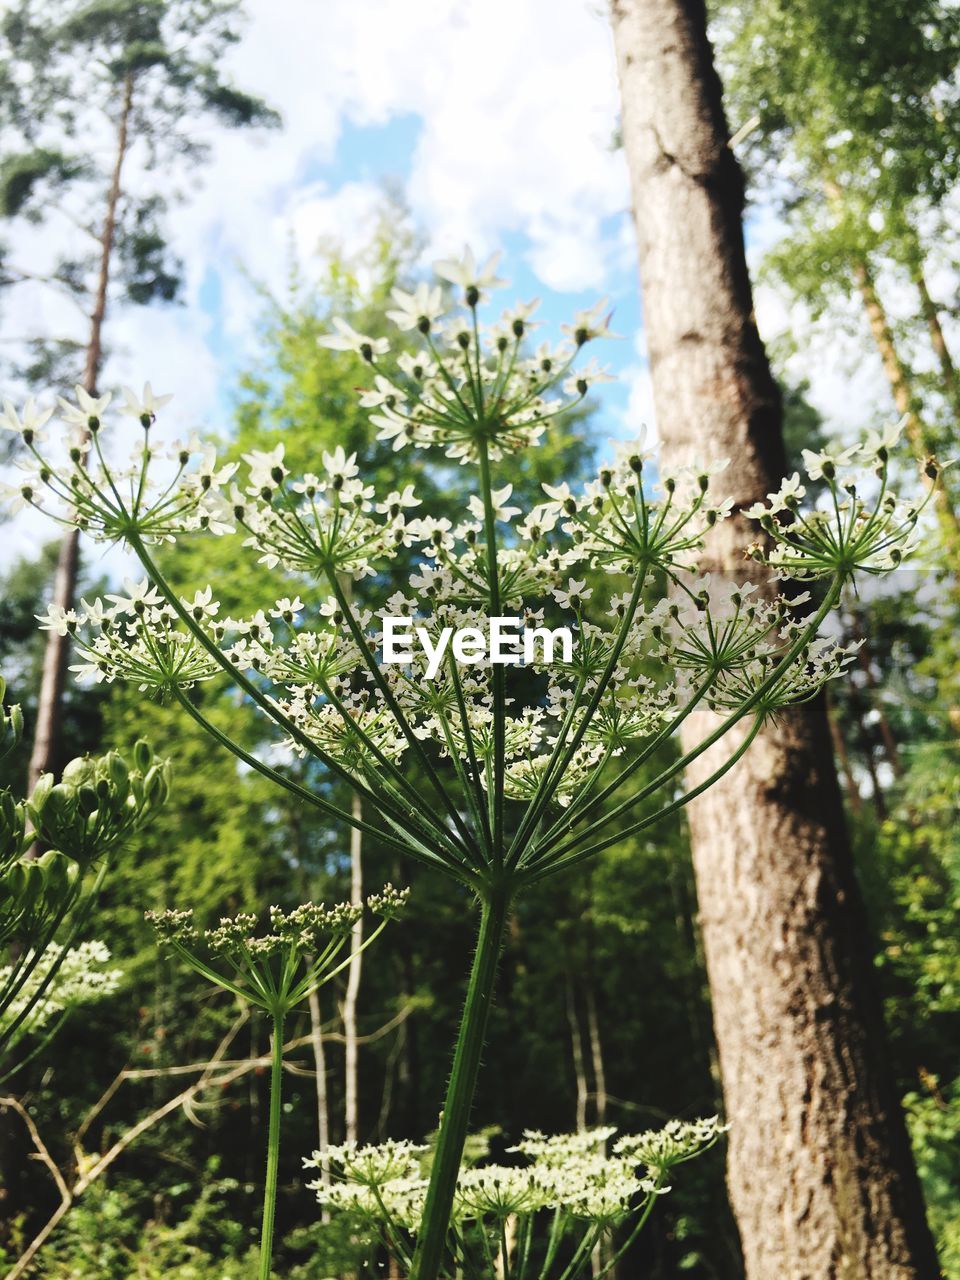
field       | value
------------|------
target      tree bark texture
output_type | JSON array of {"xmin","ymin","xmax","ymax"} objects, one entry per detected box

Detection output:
[
  {"xmin": 27, "ymin": 72, "xmax": 134, "ymax": 788},
  {"xmin": 610, "ymin": 1, "xmax": 940, "ymax": 1276}
]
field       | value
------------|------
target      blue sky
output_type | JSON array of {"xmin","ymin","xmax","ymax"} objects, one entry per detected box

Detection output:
[{"xmin": 0, "ymin": 0, "xmax": 912, "ymax": 569}]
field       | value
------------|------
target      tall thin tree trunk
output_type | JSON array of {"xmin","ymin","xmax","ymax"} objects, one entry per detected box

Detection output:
[
  {"xmin": 565, "ymin": 974, "xmax": 588, "ymax": 1133},
  {"xmin": 610, "ymin": 2, "xmax": 939, "ymax": 1276},
  {"xmin": 827, "ymin": 696, "xmax": 863, "ymax": 816},
  {"xmin": 846, "ymin": 612, "xmax": 902, "ymax": 778},
  {"xmin": 27, "ymin": 72, "xmax": 134, "ymax": 788},
  {"xmin": 913, "ymin": 263, "xmax": 960, "ymax": 424},
  {"xmin": 584, "ymin": 979, "xmax": 607, "ymax": 1125},
  {"xmin": 343, "ymin": 793, "xmax": 363, "ymax": 1144},
  {"xmin": 307, "ymin": 982, "xmax": 331, "ymax": 1222},
  {"xmin": 851, "ymin": 258, "xmax": 960, "ymax": 553}
]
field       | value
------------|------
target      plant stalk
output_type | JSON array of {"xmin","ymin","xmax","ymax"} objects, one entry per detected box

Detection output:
[
  {"xmin": 411, "ymin": 889, "xmax": 511, "ymax": 1280},
  {"xmin": 259, "ymin": 1011, "xmax": 285, "ymax": 1280}
]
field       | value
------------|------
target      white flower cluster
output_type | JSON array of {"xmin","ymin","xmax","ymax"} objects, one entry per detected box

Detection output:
[
  {"xmin": 304, "ymin": 1116, "xmax": 725, "ymax": 1278},
  {"xmin": 1, "ymin": 252, "xmax": 938, "ymax": 889},
  {"xmin": 0, "ymin": 939, "xmax": 120, "ymax": 1037}
]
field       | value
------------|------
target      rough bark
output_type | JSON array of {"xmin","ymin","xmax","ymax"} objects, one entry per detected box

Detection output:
[
  {"xmin": 343, "ymin": 792, "xmax": 364, "ymax": 1144},
  {"xmin": 27, "ymin": 73, "xmax": 134, "ymax": 788},
  {"xmin": 610, "ymin": 1, "xmax": 940, "ymax": 1276}
]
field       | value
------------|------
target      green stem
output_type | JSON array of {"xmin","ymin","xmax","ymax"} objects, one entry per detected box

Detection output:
[
  {"xmin": 259, "ymin": 1010, "xmax": 285, "ymax": 1280},
  {"xmin": 411, "ymin": 889, "xmax": 511, "ymax": 1280}
]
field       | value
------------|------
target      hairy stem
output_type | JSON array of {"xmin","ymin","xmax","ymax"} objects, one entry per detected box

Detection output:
[
  {"xmin": 259, "ymin": 1010, "xmax": 285, "ymax": 1280},
  {"xmin": 411, "ymin": 889, "xmax": 511, "ymax": 1280}
]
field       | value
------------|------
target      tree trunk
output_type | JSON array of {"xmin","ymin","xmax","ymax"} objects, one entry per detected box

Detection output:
[
  {"xmin": 913, "ymin": 263, "xmax": 960, "ymax": 425},
  {"xmin": 827, "ymin": 693, "xmax": 863, "ymax": 816},
  {"xmin": 27, "ymin": 72, "xmax": 134, "ymax": 788},
  {"xmin": 343, "ymin": 792, "xmax": 364, "ymax": 1144},
  {"xmin": 584, "ymin": 975, "xmax": 607, "ymax": 1125},
  {"xmin": 851, "ymin": 258, "xmax": 960, "ymax": 554},
  {"xmin": 610, "ymin": 2, "xmax": 940, "ymax": 1276},
  {"xmin": 565, "ymin": 973, "xmax": 589, "ymax": 1133},
  {"xmin": 307, "ymin": 981, "xmax": 331, "ymax": 1222}
]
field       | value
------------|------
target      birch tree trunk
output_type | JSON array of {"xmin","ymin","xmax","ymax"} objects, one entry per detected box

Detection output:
[
  {"xmin": 27, "ymin": 72, "xmax": 134, "ymax": 788},
  {"xmin": 343, "ymin": 793, "xmax": 364, "ymax": 1144},
  {"xmin": 565, "ymin": 974, "xmax": 589, "ymax": 1133},
  {"xmin": 307, "ymin": 982, "xmax": 331, "ymax": 1221},
  {"xmin": 610, "ymin": 1, "xmax": 940, "ymax": 1275}
]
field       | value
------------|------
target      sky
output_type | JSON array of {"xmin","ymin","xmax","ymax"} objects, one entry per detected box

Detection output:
[{"xmin": 0, "ymin": 0, "xmax": 918, "ymax": 570}]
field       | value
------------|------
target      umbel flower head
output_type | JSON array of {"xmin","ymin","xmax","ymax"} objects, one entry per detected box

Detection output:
[
  {"xmin": 146, "ymin": 885, "xmax": 408, "ymax": 1016},
  {"xmin": 303, "ymin": 1116, "xmax": 726, "ymax": 1279},
  {"xmin": 0, "ymin": 939, "xmax": 120, "ymax": 1041},
  {"xmin": 1, "ymin": 250, "xmax": 940, "ymax": 898}
]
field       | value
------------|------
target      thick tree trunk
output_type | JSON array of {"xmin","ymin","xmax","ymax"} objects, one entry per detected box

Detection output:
[
  {"xmin": 343, "ymin": 793, "xmax": 364, "ymax": 1144},
  {"xmin": 610, "ymin": 2, "xmax": 940, "ymax": 1276},
  {"xmin": 27, "ymin": 72, "xmax": 134, "ymax": 788}
]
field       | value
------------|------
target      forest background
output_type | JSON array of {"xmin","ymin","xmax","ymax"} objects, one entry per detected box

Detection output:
[{"xmin": 0, "ymin": 0, "xmax": 958, "ymax": 1276}]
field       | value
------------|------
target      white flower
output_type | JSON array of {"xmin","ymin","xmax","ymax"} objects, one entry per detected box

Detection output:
[
  {"xmin": 80, "ymin": 597, "xmax": 108, "ymax": 625},
  {"xmin": 860, "ymin": 419, "xmax": 906, "ymax": 458},
  {"xmin": 317, "ymin": 318, "xmax": 389, "ymax": 361},
  {"xmin": 321, "ymin": 446, "xmax": 360, "ymax": 482},
  {"xmin": 0, "ymin": 476, "xmax": 38, "ymax": 512},
  {"xmin": 244, "ymin": 444, "xmax": 287, "ymax": 490},
  {"xmin": 120, "ymin": 382, "xmax": 173, "ymax": 420},
  {"xmin": 553, "ymin": 579, "xmax": 592, "ymax": 610},
  {"xmin": 467, "ymin": 484, "xmax": 521, "ymax": 523},
  {"xmin": 433, "ymin": 246, "xmax": 506, "ymax": 295},
  {"xmin": 106, "ymin": 577, "xmax": 164, "ymax": 615},
  {"xmin": 0, "ymin": 396, "xmax": 53, "ymax": 438},
  {"xmin": 561, "ymin": 299, "xmax": 620, "ymax": 345},
  {"xmin": 801, "ymin": 444, "xmax": 858, "ymax": 481},
  {"xmin": 746, "ymin": 472, "xmax": 806, "ymax": 518},
  {"xmin": 57, "ymin": 385, "xmax": 112, "ymax": 426},
  {"xmin": 542, "ymin": 481, "xmax": 574, "ymax": 504},
  {"xmin": 386, "ymin": 282, "xmax": 444, "ymax": 332},
  {"xmin": 563, "ymin": 360, "xmax": 615, "ymax": 394},
  {"xmin": 376, "ymin": 485, "xmax": 421, "ymax": 515},
  {"xmin": 36, "ymin": 605, "xmax": 81, "ymax": 636},
  {"xmin": 182, "ymin": 587, "xmax": 219, "ymax": 620},
  {"xmin": 270, "ymin": 597, "xmax": 304, "ymax": 620}
]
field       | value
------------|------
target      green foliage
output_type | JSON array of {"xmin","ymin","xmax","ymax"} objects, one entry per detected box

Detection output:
[
  {"xmin": 0, "ymin": 0, "xmax": 279, "ymax": 388},
  {"xmin": 0, "ymin": 148, "xmax": 84, "ymax": 217}
]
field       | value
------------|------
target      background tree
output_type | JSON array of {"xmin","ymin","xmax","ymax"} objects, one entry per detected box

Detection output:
[
  {"xmin": 609, "ymin": 0, "xmax": 940, "ymax": 1274},
  {"xmin": 0, "ymin": 0, "xmax": 279, "ymax": 788},
  {"xmin": 713, "ymin": 0, "xmax": 960, "ymax": 547}
]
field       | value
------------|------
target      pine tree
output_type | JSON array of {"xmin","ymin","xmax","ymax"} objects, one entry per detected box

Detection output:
[
  {"xmin": 0, "ymin": 0, "xmax": 279, "ymax": 786},
  {"xmin": 610, "ymin": 0, "xmax": 940, "ymax": 1273}
]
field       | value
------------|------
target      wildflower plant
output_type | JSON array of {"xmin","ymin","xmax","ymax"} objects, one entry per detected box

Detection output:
[
  {"xmin": 1, "ymin": 248, "xmax": 940, "ymax": 1279},
  {"xmin": 0, "ymin": 676, "xmax": 168, "ymax": 1074},
  {"xmin": 146, "ymin": 884, "xmax": 408, "ymax": 1280},
  {"xmin": 0, "ymin": 938, "xmax": 120, "ymax": 1047},
  {"xmin": 303, "ymin": 1117, "xmax": 726, "ymax": 1278}
]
